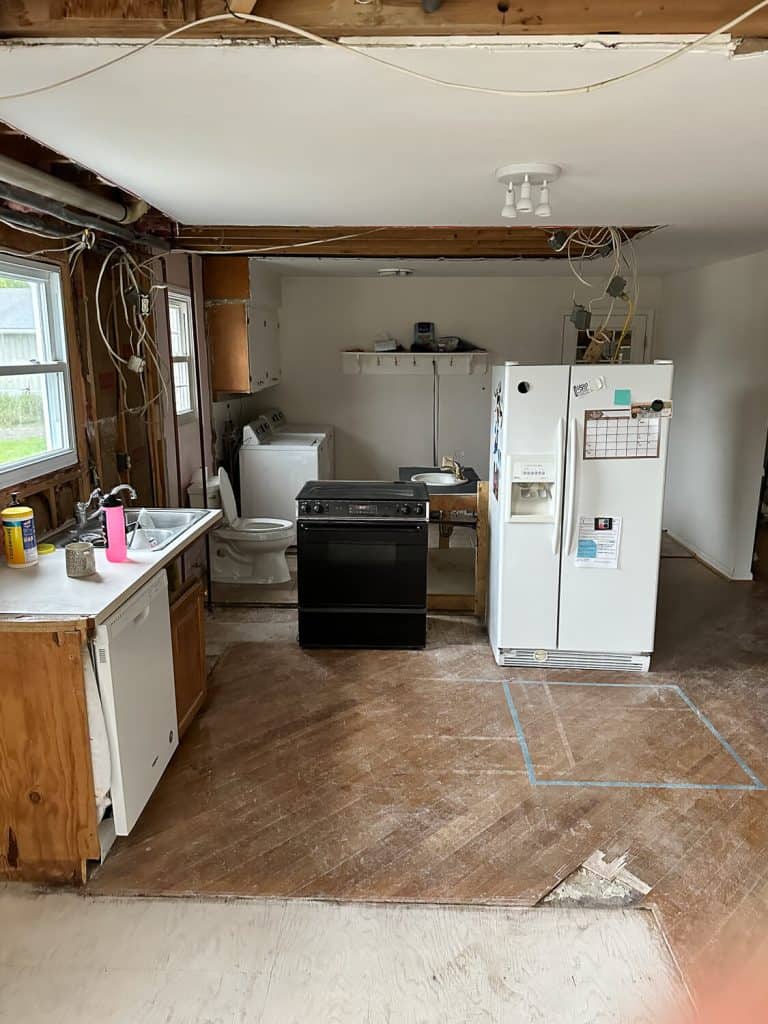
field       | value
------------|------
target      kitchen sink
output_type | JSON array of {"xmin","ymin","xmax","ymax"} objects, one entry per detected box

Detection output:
[
  {"xmin": 128, "ymin": 508, "xmax": 209, "ymax": 551},
  {"xmin": 411, "ymin": 472, "xmax": 467, "ymax": 487},
  {"xmin": 50, "ymin": 508, "xmax": 208, "ymax": 552}
]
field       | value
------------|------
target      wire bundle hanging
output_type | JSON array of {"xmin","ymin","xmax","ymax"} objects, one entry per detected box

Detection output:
[
  {"xmin": 94, "ymin": 243, "xmax": 169, "ymax": 417},
  {"xmin": 551, "ymin": 227, "xmax": 640, "ymax": 362}
]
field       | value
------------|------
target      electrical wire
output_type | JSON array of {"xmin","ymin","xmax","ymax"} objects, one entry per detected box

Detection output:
[
  {"xmin": 166, "ymin": 226, "xmax": 389, "ymax": 258},
  {"xmin": 94, "ymin": 242, "xmax": 171, "ymax": 418},
  {"xmin": 0, "ymin": 2, "xmax": 766, "ymax": 104}
]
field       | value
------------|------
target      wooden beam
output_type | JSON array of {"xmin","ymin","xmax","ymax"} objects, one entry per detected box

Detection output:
[
  {"xmin": 176, "ymin": 225, "xmax": 653, "ymax": 258},
  {"xmin": 1, "ymin": 1, "xmax": 767, "ymax": 39}
]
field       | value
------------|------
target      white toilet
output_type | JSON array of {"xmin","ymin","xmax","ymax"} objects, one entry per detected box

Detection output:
[{"xmin": 193, "ymin": 468, "xmax": 295, "ymax": 585}]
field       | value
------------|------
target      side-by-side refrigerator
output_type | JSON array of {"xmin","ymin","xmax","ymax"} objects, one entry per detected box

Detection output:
[{"xmin": 488, "ymin": 361, "xmax": 673, "ymax": 672}]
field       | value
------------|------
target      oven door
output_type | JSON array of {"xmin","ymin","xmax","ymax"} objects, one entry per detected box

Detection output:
[{"xmin": 297, "ymin": 520, "xmax": 428, "ymax": 610}]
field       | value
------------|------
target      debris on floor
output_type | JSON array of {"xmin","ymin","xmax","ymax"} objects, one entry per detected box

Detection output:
[{"xmin": 541, "ymin": 850, "xmax": 652, "ymax": 908}]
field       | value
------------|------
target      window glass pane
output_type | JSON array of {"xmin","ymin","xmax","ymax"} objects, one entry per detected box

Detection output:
[
  {"xmin": 0, "ymin": 372, "xmax": 69, "ymax": 470},
  {"xmin": 169, "ymin": 297, "xmax": 190, "ymax": 357},
  {"xmin": 173, "ymin": 359, "xmax": 192, "ymax": 415},
  {"xmin": 0, "ymin": 275, "xmax": 51, "ymax": 365}
]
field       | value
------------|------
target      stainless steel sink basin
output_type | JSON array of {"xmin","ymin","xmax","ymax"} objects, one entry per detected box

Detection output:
[
  {"xmin": 128, "ymin": 508, "xmax": 208, "ymax": 551},
  {"xmin": 50, "ymin": 508, "xmax": 208, "ymax": 552},
  {"xmin": 411, "ymin": 472, "xmax": 467, "ymax": 487}
]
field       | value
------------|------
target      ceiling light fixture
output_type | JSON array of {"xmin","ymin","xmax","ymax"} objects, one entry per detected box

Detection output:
[
  {"xmin": 517, "ymin": 174, "xmax": 533, "ymax": 214},
  {"xmin": 501, "ymin": 184, "xmax": 518, "ymax": 220},
  {"xmin": 496, "ymin": 163, "xmax": 562, "ymax": 221},
  {"xmin": 535, "ymin": 181, "xmax": 552, "ymax": 218}
]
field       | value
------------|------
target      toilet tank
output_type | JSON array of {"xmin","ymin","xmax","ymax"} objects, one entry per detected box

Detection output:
[{"xmin": 187, "ymin": 474, "xmax": 222, "ymax": 510}]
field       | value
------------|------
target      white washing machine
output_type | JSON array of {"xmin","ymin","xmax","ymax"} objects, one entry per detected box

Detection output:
[
  {"xmin": 258, "ymin": 407, "xmax": 335, "ymax": 477},
  {"xmin": 239, "ymin": 416, "xmax": 332, "ymax": 524}
]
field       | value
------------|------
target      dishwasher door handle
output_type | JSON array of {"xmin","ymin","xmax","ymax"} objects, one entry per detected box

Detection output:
[{"xmin": 132, "ymin": 605, "xmax": 151, "ymax": 627}]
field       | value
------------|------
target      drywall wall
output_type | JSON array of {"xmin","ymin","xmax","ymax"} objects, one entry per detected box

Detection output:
[
  {"xmin": 656, "ymin": 249, "xmax": 768, "ymax": 579},
  {"xmin": 267, "ymin": 274, "xmax": 662, "ymax": 480}
]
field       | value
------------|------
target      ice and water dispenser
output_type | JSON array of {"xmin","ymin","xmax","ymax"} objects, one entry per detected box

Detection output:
[{"xmin": 508, "ymin": 456, "xmax": 556, "ymax": 521}]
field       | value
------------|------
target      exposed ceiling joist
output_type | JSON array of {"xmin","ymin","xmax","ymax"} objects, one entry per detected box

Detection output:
[
  {"xmin": 174, "ymin": 225, "xmax": 653, "ymax": 258},
  {"xmin": 1, "ymin": 1, "xmax": 767, "ymax": 39}
]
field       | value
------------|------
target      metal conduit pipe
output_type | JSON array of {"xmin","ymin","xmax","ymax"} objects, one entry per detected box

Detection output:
[
  {"xmin": 0, "ymin": 154, "xmax": 148, "ymax": 224},
  {"xmin": 0, "ymin": 182, "xmax": 170, "ymax": 251}
]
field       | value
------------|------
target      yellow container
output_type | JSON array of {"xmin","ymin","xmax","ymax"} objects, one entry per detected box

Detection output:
[{"xmin": 2, "ymin": 504, "xmax": 38, "ymax": 568}]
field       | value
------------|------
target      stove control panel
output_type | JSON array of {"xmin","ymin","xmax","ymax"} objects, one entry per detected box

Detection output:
[{"xmin": 297, "ymin": 499, "xmax": 427, "ymax": 519}]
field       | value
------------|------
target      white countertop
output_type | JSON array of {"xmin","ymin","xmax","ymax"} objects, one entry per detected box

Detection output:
[{"xmin": 0, "ymin": 509, "xmax": 222, "ymax": 624}]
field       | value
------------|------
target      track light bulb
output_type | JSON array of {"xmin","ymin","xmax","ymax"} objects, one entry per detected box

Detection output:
[
  {"xmin": 516, "ymin": 174, "xmax": 533, "ymax": 214},
  {"xmin": 535, "ymin": 180, "xmax": 552, "ymax": 218},
  {"xmin": 501, "ymin": 185, "xmax": 518, "ymax": 219}
]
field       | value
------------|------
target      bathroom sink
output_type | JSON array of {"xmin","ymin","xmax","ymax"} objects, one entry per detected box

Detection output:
[{"xmin": 411, "ymin": 472, "xmax": 468, "ymax": 487}]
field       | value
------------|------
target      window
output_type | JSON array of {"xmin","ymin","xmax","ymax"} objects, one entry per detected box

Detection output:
[
  {"xmin": 168, "ymin": 292, "xmax": 196, "ymax": 420},
  {"xmin": 0, "ymin": 254, "xmax": 76, "ymax": 488}
]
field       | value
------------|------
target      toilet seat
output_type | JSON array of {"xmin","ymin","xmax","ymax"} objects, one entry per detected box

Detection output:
[{"xmin": 219, "ymin": 518, "xmax": 294, "ymax": 544}]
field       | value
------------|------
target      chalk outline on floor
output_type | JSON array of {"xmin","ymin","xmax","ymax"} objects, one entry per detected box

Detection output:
[{"xmin": 502, "ymin": 680, "xmax": 766, "ymax": 793}]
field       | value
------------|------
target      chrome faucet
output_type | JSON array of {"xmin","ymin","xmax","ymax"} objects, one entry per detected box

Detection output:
[
  {"xmin": 75, "ymin": 488, "xmax": 103, "ymax": 529},
  {"xmin": 108, "ymin": 484, "xmax": 138, "ymax": 503},
  {"xmin": 440, "ymin": 455, "xmax": 465, "ymax": 481}
]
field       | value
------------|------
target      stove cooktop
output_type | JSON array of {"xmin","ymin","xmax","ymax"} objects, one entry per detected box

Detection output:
[
  {"xmin": 297, "ymin": 481, "xmax": 427, "ymax": 502},
  {"xmin": 296, "ymin": 480, "xmax": 429, "ymax": 520}
]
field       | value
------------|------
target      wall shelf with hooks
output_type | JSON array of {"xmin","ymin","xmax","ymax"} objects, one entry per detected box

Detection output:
[{"xmin": 341, "ymin": 351, "xmax": 488, "ymax": 376}]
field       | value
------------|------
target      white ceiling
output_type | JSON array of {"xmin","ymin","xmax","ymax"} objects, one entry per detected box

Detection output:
[{"xmin": 0, "ymin": 37, "xmax": 767, "ymax": 272}]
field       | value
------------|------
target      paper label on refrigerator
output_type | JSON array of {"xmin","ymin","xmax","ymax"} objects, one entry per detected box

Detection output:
[
  {"xmin": 576, "ymin": 516, "xmax": 622, "ymax": 568},
  {"xmin": 583, "ymin": 409, "xmax": 660, "ymax": 459},
  {"xmin": 573, "ymin": 375, "xmax": 606, "ymax": 398}
]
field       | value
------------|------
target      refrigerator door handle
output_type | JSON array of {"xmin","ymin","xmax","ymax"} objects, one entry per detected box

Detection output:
[
  {"xmin": 552, "ymin": 416, "xmax": 565, "ymax": 554},
  {"xmin": 563, "ymin": 416, "xmax": 579, "ymax": 555}
]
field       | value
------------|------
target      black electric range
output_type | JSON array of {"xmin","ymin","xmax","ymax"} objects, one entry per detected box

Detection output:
[{"xmin": 296, "ymin": 481, "xmax": 429, "ymax": 649}]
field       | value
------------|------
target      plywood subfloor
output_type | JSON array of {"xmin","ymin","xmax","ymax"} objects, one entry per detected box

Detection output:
[
  {"xmin": 90, "ymin": 557, "xmax": 768, "ymax": 993},
  {"xmin": 0, "ymin": 888, "xmax": 687, "ymax": 1024}
]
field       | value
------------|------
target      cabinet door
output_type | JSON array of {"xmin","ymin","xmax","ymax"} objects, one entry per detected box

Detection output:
[
  {"xmin": 206, "ymin": 302, "xmax": 250, "ymax": 393},
  {"xmin": 247, "ymin": 304, "xmax": 280, "ymax": 390},
  {"xmin": 170, "ymin": 579, "xmax": 207, "ymax": 738}
]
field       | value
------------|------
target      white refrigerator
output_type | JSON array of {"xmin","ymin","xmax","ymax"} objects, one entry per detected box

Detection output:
[{"xmin": 488, "ymin": 361, "xmax": 673, "ymax": 672}]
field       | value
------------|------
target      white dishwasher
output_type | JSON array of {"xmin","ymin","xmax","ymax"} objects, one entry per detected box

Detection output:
[{"xmin": 93, "ymin": 572, "xmax": 178, "ymax": 835}]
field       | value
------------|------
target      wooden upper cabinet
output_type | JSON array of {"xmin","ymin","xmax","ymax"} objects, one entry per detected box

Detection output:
[
  {"xmin": 203, "ymin": 256, "xmax": 282, "ymax": 396},
  {"xmin": 206, "ymin": 302, "xmax": 250, "ymax": 394}
]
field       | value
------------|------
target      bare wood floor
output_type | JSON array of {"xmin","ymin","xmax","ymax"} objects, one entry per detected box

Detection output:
[{"xmin": 90, "ymin": 556, "xmax": 768, "ymax": 992}]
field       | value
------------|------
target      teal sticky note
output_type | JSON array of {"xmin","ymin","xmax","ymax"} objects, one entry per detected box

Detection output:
[{"xmin": 614, "ymin": 388, "xmax": 631, "ymax": 406}]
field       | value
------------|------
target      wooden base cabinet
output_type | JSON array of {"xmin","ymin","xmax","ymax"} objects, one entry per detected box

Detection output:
[
  {"xmin": 170, "ymin": 579, "xmax": 207, "ymax": 737},
  {"xmin": 0, "ymin": 621, "xmax": 99, "ymax": 884}
]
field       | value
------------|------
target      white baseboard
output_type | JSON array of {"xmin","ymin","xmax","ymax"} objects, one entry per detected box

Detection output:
[{"xmin": 664, "ymin": 530, "xmax": 753, "ymax": 582}]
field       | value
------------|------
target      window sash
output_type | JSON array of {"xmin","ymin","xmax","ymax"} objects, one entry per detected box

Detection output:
[
  {"xmin": 0, "ymin": 255, "xmax": 76, "ymax": 487},
  {"xmin": 167, "ymin": 292, "xmax": 196, "ymax": 419}
]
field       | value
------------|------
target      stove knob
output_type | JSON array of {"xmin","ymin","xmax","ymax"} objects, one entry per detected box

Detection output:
[
  {"xmin": 397, "ymin": 503, "xmax": 410, "ymax": 515},
  {"xmin": 413, "ymin": 503, "xmax": 424, "ymax": 515},
  {"xmin": 312, "ymin": 502, "xmax": 323, "ymax": 514},
  {"xmin": 298, "ymin": 502, "xmax": 308, "ymax": 515}
]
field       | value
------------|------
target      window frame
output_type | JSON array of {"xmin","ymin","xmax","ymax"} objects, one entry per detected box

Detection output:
[
  {"xmin": 167, "ymin": 290, "xmax": 197, "ymax": 425},
  {"xmin": 0, "ymin": 252, "xmax": 77, "ymax": 490}
]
